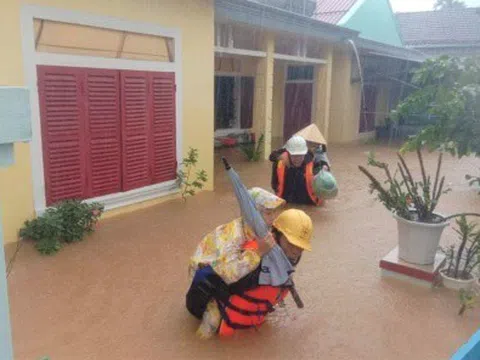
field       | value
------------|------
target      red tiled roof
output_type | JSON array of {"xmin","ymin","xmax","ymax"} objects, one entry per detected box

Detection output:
[{"xmin": 314, "ymin": 0, "xmax": 357, "ymax": 24}]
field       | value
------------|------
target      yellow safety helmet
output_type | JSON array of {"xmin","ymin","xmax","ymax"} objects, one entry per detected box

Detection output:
[{"xmin": 272, "ymin": 209, "xmax": 313, "ymax": 251}]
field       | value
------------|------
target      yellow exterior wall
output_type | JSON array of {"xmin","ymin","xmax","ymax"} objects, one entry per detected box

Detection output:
[
  {"xmin": 313, "ymin": 46, "xmax": 333, "ymax": 141},
  {"xmin": 375, "ymin": 83, "xmax": 391, "ymax": 126},
  {"xmin": 329, "ymin": 47, "xmax": 351, "ymax": 143},
  {"xmin": 328, "ymin": 46, "xmax": 363, "ymax": 143},
  {"xmin": 252, "ymin": 33, "xmax": 275, "ymax": 159},
  {"xmin": 0, "ymin": 0, "xmax": 214, "ymax": 244}
]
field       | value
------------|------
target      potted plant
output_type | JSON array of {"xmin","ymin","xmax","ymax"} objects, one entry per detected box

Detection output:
[
  {"xmin": 359, "ymin": 149, "xmax": 451, "ymax": 265},
  {"xmin": 441, "ymin": 216, "xmax": 480, "ymax": 291}
]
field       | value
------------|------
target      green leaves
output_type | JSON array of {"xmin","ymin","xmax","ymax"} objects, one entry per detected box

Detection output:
[
  {"xmin": 240, "ymin": 134, "xmax": 265, "ymax": 162},
  {"xmin": 359, "ymin": 150, "xmax": 447, "ymax": 223},
  {"xmin": 19, "ymin": 200, "xmax": 104, "ymax": 255},
  {"xmin": 394, "ymin": 55, "xmax": 480, "ymax": 158},
  {"xmin": 177, "ymin": 147, "xmax": 208, "ymax": 201},
  {"xmin": 434, "ymin": 0, "xmax": 466, "ymax": 10}
]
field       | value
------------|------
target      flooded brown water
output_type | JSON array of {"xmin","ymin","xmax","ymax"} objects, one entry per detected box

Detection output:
[{"xmin": 6, "ymin": 143, "xmax": 480, "ymax": 360}]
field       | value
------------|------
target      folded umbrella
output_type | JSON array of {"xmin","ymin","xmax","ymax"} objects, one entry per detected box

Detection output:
[
  {"xmin": 221, "ymin": 157, "xmax": 268, "ymax": 238},
  {"xmin": 221, "ymin": 157, "xmax": 294, "ymax": 287}
]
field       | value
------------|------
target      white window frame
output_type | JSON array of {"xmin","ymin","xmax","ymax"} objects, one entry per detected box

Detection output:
[{"xmin": 20, "ymin": 4, "xmax": 183, "ymax": 214}]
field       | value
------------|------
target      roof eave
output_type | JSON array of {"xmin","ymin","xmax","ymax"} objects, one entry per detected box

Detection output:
[
  {"xmin": 405, "ymin": 43, "xmax": 480, "ymax": 49},
  {"xmin": 355, "ymin": 38, "xmax": 427, "ymax": 62},
  {"xmin": 215, "ymin": 0, "xmax": 359, "ymax": 43}
]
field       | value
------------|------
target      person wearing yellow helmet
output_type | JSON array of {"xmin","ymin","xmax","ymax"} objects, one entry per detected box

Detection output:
[
  {"xmin": 186, "ymin": 208, "xmax": 313, "ymax": 338},
  {"xmin": 271, "ymin": 208, "xmax": 313, "ymax": 265}
]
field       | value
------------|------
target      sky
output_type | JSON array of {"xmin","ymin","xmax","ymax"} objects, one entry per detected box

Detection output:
[{"xmin": 390, "ymin": 0, "xmax": 480, "ymax": 12}]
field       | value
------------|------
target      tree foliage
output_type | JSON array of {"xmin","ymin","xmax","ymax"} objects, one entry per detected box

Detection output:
[
  {"xmin": 392, "ymin": 56, "xmax": 480, "ymax": 158},
  {"xmin": 434, "ymin": 0, "xmax": 466, "ymax": 10}
]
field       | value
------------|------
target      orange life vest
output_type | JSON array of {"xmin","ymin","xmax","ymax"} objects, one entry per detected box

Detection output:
[
  {"xmin": 275, "ymin": 152, "xmax": 323, "ymax": 206},
  {"xmin": 217, "ymin": 240, "xmax": 289, "ymax": 337}
]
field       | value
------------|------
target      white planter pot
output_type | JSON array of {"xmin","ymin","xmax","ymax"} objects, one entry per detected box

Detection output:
[
  {"xmin": 440, "ymin": 270, "xmax": 476, "ymax": 291},
  {"xmin": 392, "ymin": 212, "xmax": 449, "ymax": 265}
]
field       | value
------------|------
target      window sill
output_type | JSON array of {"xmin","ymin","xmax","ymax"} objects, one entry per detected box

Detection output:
[
  {"xmin": 36, "ymin": 180, "xmax": 180, "ymax": 215},
  {"xmin": 215, "ymin": 128, "xmax": 250, "ymax": 137}
]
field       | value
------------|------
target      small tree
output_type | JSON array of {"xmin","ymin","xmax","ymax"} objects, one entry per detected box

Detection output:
[
  {"xmin": 392, "ymin": 56, "xmax": 480, "ymax": 191},
  {"xmin": 393, "ymin": 56, "xmax": 480, "ymax": 158},
  {"xmin": 177, "ymin": 148, "xmax": 208, "ymax": 201}
]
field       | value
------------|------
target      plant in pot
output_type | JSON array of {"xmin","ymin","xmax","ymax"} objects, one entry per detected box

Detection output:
[
  {"xmin": 359, "ymin": 148, "xmax": 451, "ymax": 265},
  {"xmin": 441, "ymin": 216, "xmax": 480, "ymax": 291}
]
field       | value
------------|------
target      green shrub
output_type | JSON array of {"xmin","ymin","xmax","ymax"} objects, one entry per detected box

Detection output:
[
  {"xmin": 240, "ymin": 134, "xmax": 265, "ymax": 162},
  {"xmin": 19, "ymin": 200, "xmax": 104, "ymax": 255},
  {"xmin": 55, "ymin": 200, "xmax": 103, "ymax": 243}
]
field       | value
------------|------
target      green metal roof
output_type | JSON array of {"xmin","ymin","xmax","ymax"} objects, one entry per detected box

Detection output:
[{"xmin": 339, "ymin": 0, "xmax": 404, "ymax": 47}]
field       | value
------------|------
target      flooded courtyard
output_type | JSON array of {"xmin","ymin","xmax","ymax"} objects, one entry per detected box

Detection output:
[{"xmin": 6, "ymin": 143, "xmax": 480, "ymax": 360}]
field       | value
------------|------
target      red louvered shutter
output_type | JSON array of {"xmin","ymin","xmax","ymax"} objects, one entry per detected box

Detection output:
[
  {"xmin": 37, "ymin": 65, "xmax": 87, "ymax": 206},
  {"xmin": 84, "ymin": 69, "xmax": 122, "ymax": 198},
  {"xmin": 120, "ymin": 71, "xmax": 151, "ymax": 191},
  {"xmin": 149, "ymin": 72, "xmax": 177, "ymax": 184}
]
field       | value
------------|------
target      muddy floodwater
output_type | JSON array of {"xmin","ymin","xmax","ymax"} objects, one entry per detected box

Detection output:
[{"xmin": 7, "ymin": 144, "xmax": 480, "ymax": 360}]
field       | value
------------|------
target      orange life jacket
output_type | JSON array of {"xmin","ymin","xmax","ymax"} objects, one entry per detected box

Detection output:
[
  {"xmin": 217, "ymin": 240, "xmax": 289, "ymax": 337},
  {"xmin": 275, "ymin": 152, "xmax": 323, "ymax": 206}
]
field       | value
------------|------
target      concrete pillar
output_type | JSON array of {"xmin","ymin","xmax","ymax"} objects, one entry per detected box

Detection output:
[
  {"xmin": 314, "ymin": 45, "xmax": 333, "ymax": 141},
  {"xmin": 253, "ymin": 32, "xmax": 275, "ymax": 159},
  {"xmin": 0, "ymin": 210, "xmax": 13, "ymax": 359}
]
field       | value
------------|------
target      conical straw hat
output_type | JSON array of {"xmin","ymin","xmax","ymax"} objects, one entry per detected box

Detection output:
[{"xmin": 294, "ymin": 124, "xmax": 327, "ymax": 146}]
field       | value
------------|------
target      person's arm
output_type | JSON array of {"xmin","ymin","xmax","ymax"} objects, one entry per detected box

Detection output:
[
  {"xmin": 269, "ymin": 148, "xmax": 285, "ymax": 162},
  {"xmin": 210, "ymin": 221, "xmax": 273, "ymax": 285},
  {"xmin": 271, "ymin": 161, "xmax": 279, "ymax": 193},
  {"xmin": 313, "ymin": 149, "xmax": 330, "ymax": 174},
  {"xmin": 214, "ymin": 229, "xmax": 275, "ymax": 284}
]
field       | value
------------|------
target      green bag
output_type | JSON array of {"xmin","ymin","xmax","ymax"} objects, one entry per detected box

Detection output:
[{"xmin": 313, "ymin": 170, "xmax": 338, "ymax": 200}]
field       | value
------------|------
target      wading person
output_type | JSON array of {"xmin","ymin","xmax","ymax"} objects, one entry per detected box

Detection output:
[{"xmin": 186, "ymin": 207, "xmax": 313, "ymax": 338}]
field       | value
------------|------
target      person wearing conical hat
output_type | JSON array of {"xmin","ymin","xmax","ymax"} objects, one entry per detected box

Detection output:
[{"xmin": 269, "ymin": 134, "xmax": 329, "ymax": 206}]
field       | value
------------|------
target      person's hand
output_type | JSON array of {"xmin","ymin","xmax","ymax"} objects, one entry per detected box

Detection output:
[{"xmin": 257, "ymin": 233, "xmax": 276, "ymax": 256}]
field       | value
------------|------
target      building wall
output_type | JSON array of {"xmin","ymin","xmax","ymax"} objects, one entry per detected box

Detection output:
[
  {"xmin": 328, "ymin": 46, "xmax": 363, "ymax": 143},
  {"xmin": 375, "ymin": 83, "xmax": 391, "ymax": 126},
  {"xmin": 252, "ymin": 33, "xmax": 275, "ymax": 158},
  {"xmin": 0, "ymin": 0, "xmax": 214, "ymax": 244}
]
